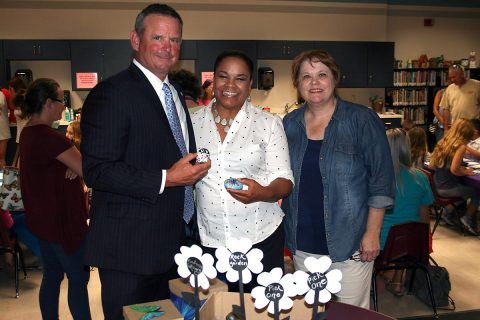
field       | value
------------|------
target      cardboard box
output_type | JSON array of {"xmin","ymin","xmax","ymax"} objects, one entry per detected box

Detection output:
[
  {"xmin": 169, "ymin": 277, "xmax": 228, "ymax": 301},
  {"xmin": 199, "ymin": 292, "xmax": 324, "ymax": 320},
  {"xmin": 123, "ymin": 298, "xmax": 183, "ymax": 320},
  {"xmin": 169, "ymin": 278, "xmax": 229, "ymax": 320}
]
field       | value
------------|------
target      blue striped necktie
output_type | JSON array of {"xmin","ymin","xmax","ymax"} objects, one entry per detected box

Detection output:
[{"xmin": 162, "ymin": 83, "xmax": 194, "ymax": 223}]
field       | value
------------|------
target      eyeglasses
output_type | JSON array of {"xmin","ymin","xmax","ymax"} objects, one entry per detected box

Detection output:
[
  {"xmin": 350, "ymin": 252, "xmax": 361, "ymax": 261},
  {"xmin": 52, "ymin": 98, "xmax": 66, "ymax": 105}
]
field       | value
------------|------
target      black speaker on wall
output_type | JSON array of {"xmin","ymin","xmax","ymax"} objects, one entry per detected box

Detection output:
[{"xmin": 258, "ymin": 67, "xmax": 274, "ymax": 90}]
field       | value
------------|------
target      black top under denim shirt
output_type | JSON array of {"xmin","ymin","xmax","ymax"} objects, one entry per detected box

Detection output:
[
  {"xmin": 282, "ymin": 98, "xmax": 395, "ymax": 262},
  {"xmin": 298, "ymin": 139, "xmax": 329, "ymax": 255}
]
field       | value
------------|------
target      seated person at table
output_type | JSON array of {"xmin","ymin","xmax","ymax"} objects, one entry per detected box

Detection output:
[
  {"xmin": 408, "ymin": 127, "xmax": 430, "ymax": 168},
  {"xmin": 409, "ymin": 126, "xmax": 457, "ymax": 222},
  {"xmin": 466, "ymin": 118, "xmax": 480, "ymax": 159},
  {"xmin": 429, "ymin": 118, "xmax": 479, "ymax": 235},
  {"xmin": 401, "ymin": 119, "xmax": 414, "ymax": 132},
  {"xmin": 380, "ymin": 128, "xmax": 433, "ymax": 295}
]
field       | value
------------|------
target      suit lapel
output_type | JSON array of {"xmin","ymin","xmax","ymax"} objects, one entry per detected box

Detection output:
[
  {"xmin": 129, "ymin": 64, "xmax": 168, "ymax": 113},
  {"xmin": 129, "ymin": 63, "xmax": 196, "ymax": 154}
]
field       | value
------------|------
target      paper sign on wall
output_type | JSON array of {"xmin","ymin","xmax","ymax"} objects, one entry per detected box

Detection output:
[
  {"xmin": 201, "ymin": 72, "xmax": 214, "ymax": 85},
  {"xmin": 76, "ymin": 72, "xmax": 98, "ymax": 89}
]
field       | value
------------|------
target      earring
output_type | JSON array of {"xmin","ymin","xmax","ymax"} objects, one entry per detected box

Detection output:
[{"xmin": 247, "ymin": 95, "xmax": 251, "ymax": 102}]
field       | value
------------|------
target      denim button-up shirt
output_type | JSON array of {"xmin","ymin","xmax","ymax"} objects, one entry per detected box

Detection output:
[{"xmin": 281, "ymin": 98, "xmax": 395, "ymax": 262}]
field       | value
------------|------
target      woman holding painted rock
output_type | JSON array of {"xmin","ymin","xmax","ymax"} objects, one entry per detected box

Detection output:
[{"xmin": 191, "ymin": 50, "xmax": 293, "ymax": 292}]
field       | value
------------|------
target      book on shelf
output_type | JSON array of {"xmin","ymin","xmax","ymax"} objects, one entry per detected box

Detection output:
[
  {"xmin": 389, "ymin": 88, "xmax": 428, "ymax": 106},
  {"xmin": 393, "ymin": 69, "xmax": 446, "ymax": 87},
  {"xmin": 395, "ymin": 107, "xmax": 426, "ymax": 125}
]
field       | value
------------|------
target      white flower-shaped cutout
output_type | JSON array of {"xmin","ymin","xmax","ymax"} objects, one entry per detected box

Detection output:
[
  {"xmin": 215, "ymin": 237, "xmax": 263, "ymax": 284},
  {"xmin": 251, "ymin": 267, "xmax": 297, "ymax": 314},
  {"xmin": 174, "ymin": 244, "xmax": 217, "ymax": 290},
  {"xmin": 294, "ymin": 256, "xmax": 342, "ymax": 304}
]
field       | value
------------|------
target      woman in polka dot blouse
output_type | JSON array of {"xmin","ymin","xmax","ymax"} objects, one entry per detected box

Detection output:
[{"xmin": 191, "ymin": 50, "xmax": 294, "ymax": 292}]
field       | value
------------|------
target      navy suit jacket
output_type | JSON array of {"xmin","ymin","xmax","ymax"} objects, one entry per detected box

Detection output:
[{"xmin": 81, "ymin": 63, "xmax": 196, "ymax": 274}]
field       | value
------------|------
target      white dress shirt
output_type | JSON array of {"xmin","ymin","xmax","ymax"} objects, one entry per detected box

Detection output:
[
  {"xmin": 133, "ymin": 59, "xmax": 189, "ymax": 193},
  {"xmin": 191, "ymin": 101, "xmax": 294, "ymax": 248}
]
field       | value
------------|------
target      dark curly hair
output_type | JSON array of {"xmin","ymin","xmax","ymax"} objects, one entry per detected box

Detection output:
[
  {"xmin": 213, "ymin": 50, "xmax": 254, "ymax": 79},
  {"xmin": 169, "ymin": 69, "xmax": 201, "ymax": 101},
  {"xmin": 8, "ymin": 77, "xmax": 27, "ymax": 92}
]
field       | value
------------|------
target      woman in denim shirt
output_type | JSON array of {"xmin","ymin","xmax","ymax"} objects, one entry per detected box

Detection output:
[{"xmin": 282, "ymin": 49, "xmax": 395, "ymax": 309}]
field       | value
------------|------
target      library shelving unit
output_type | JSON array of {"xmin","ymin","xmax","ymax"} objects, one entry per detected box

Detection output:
[
  {"xmin": 385, "ymin": 68, "xmax": 445, "ymax": 126},
  {"xmin": 385, "ymin": 67, "xmax": 480, "ymax": 126}
]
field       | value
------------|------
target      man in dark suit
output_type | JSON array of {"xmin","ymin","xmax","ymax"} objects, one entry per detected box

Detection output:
[{"xmin": 80, "ymin": 4, "xmax": 210, "ymax": 319}]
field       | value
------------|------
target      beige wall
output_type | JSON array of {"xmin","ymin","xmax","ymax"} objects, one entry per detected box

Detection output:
[
  {"xmin": 388, "ymin": 15, "xmax": 480, "ymax": 64},
  {"xmin": 0, "ymin": 3, "xmax": 478, "ymax": 112}
]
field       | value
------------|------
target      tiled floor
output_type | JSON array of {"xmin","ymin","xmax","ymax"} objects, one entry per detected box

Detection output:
[{"xmin": 1, "ymin": 219, "xmax": 479, "ymax": 319}]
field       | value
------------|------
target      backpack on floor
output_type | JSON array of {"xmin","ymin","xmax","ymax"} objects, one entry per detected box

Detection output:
[{"xmin": 409, "ymin": 264, "xmax": 455, "ymax": 310}]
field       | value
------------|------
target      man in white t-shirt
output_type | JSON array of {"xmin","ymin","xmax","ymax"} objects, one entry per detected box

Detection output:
[{"xmin": 441, "ymin": 65, "xmax": 480, "ymax": 134}]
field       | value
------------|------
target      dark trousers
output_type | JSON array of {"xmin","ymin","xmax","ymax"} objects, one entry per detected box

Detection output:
[
  {"xmin": 38, "ymin": 239, "xmax": 91, "ymax": 320},
  {"xmin": 202, "ymin": 221, "xmax": 285, "ymax": 293},
  {"xmin": 98, "ymin": 266, "xmax": 177, "ymax": 320}
]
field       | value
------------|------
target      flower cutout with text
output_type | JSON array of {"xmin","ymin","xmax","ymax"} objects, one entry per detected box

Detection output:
[
  {"xmin": 251, "ymin": 267, "xmax": 297, "ymax": 315},
  {"xmin": 294, "ymin": 256, "xmax": 342, "ymax": 304},
  {"xmin": 174, "ymin": 244, "xmax": 217, "ymax": 290},
  {"xmin": 215, "ymin": 237, "xmax": 263, "ymax": 284}
]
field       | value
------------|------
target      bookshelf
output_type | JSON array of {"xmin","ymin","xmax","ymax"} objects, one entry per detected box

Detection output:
[{"xmin": 385, "ymin": 68, "xmax": 446, "ymax": 125}]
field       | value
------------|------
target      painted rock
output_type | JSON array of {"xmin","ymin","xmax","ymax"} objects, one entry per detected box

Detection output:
[
  {"xmin": 224, "ymin": 177, "xmax": 244, "ymax": 190},
  {"xmin": 196, "ymin": 148, "xmax": 210, "ymax": 163}
]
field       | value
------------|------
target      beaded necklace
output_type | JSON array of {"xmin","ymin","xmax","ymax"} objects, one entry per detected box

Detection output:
[{"xmin": 212, "ymin": 103, "xmax": 235, "ymax": 133}]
